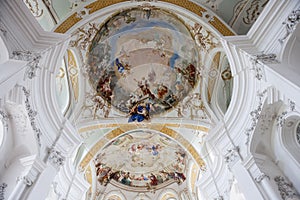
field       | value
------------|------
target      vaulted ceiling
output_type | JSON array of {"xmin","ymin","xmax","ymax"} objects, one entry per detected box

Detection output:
[
  {"xmin": 24, "ymin": 0, "xmax": 268, "ymax": 34},
  {"xmin": 22, "ymin": 0, "xmax": 270, "ymax": 199}
]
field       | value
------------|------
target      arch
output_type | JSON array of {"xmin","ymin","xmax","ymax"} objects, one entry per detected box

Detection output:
[{"xmin": 274, "ymin": 111, "xmax": 300, "ymax": 192}]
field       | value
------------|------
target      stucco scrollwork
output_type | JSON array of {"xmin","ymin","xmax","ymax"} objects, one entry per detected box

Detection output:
[
  {"xmin": 22, "ymin": 87, "xmax": 42, "ymax": 146},
  {"xmin": 0, "ymin": 109, "xmax": 9, "ymax": 130},
  {"xmin": 279, "ymin": 8, "xmax": 300, "ymax": 43},
  {"xmin": 250, "ymin": 53, "xmax": 278, "ymax": 80},
  {"xmin": 48, "ymin": 148, "xmax": 65, "ymax": 169},
  {"xmin": 224, "ymin": 146, "xmax": 240, "ymax": 165},
  {"xmin": 296, "ymin": 122, "xmax": 300, "ymax": 146},
  {"xmin": 255, "ymin": 172, "xmax": 270, "ymax": 183},
  {"xmin": 0, "ymin": 19, "xmax": 7, "ymax": 36},
  {"xmin": 12, "ymin": 50, "xmax": 41, "ymax": 79},
  {"xmin": 245, "ymin": 89, "xmax": 267, "ymax": 144},
  {"xmin": 23, "ymin": 0, "xmax": 44, "ymax": 18},
  {"xmin": 276, "ymin": 99, "xmax": 297, "ymax": 127},
  {"xmin": 17, "ymin": 175, "xmax": 33, "ymax": 186},
  {"xmin": 178, "ymin": 93, "xmax": 208, "ymax": 120},
  {"xmin": 288, "ymin": 99, "xmax": 296, "ymax": 112},
  {"xmin": 243, "ymin": 0, "xmax": 268, "ymax": 25},
  {"xmin": 253, "ymin": 53, "xmax": 278, "ymax": 64},
  {"xmin": 276, "ymin": 111, "xmax": 288, "ymax": 127},
  {"xmin": 70, "ymin": 22, "xmax": 99, "ymax": 51},
  {"xmin": 0, "ymin": 183, "xmax": 7, "ymax": 200},
  {"xmin": 274, "ymin": 176, "xmax": 300, "ymax": 200},
  {"xmin": 214, "ymin": 196, "xmax": 224, "ymax": 200},
  {"xmin": 190, "ymin": 23, "xmax": 219, "ymax": 52}
]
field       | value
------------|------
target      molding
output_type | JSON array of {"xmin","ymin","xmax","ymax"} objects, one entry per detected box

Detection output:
[
  {"xmin": 0, "ymin": 0, "xmax": 67, "ymax": 54},
  {"xmin": 246, "ymin": 0, "xmax": 299, "ymax": 54}
]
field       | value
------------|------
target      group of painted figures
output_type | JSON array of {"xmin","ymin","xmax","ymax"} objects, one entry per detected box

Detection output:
[
  {"xmin": 95, "ymin": 162, "xmax": 186, "ymax": 187},
  {"xmin": 93, "ymin": 56, "xmax": 197, "ymax": 122}
]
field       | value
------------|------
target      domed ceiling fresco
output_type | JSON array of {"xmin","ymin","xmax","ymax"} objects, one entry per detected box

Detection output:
[
  {"xmin": 94, "ymin": 130, "xmax": 187, "ymax": 188},
  {"xmin": 87, "ymin": 7, "xmax": 199, "ymax": 120}
]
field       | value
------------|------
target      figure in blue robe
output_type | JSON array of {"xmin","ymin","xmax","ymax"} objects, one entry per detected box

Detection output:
[
  {"xmin": 151, "ymin": 145, "xmax": 159, "ymax": 156},
  {"xmin": 128, "ymin": 103, "xmax": 150, "ymax": 122},
  {"xmin": 115, "ymin": 58, "xmax": 125, "ymax": 73},
  {"xmin": 169, "ymin": 53, "xmax": 179, "ymax": 69}
]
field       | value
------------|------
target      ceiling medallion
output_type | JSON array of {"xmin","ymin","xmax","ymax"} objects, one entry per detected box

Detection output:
[{"xmin": 87, "ymin": 7, "xmax": 200, "ymax": 122}]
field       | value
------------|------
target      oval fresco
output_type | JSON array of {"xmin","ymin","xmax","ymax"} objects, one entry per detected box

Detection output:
[
  {"xmin": 94, "ymin": 130, "xmax": 187, "ymax": 187},
  {"xmin": 87, "ymin": 7, "xmax": 199, "ymax": 116}
]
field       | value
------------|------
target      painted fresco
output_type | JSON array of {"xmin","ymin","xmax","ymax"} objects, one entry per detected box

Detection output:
[
  {"xmin": 87, "ymin": 7, "xmax": 199, "ymax": 120},
  {"xmin": 93, "ymin": 130, "xmax": 187, "ymax": 187}
]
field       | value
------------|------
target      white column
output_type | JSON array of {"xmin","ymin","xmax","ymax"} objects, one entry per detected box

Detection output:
[
  {"xmin": 26, "ymin": 166, "xmax": 57, "ymax": 200},
  {"xmin": 8, "ymin": 176, "xmax": 32, "ymax": 200},
  {"xmin": 25, "ymin": 148, "xmax": 65, "ymax": 200},
  {"xmin": 226, "ymin": 154, "xmax": 265, "ymax": 200},
  {"xmin": 8, "ymin": 155, "xmax": 46, "ymax": 200}
]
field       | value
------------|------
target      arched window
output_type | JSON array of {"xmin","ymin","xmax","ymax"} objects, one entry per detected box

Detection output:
[
  {"xmin": 55, "ymin": 49, "xmax": 80, "ymax": 116},
  {"xmin": 55, "ymin": 57, "xmax": 71, "ymax": 115}
]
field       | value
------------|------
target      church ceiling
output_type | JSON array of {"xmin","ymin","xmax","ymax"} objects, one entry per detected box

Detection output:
[
  {"xmin": 24, "ymin": 0, "xmax": 268, "ymax": 34},
  {"xmin": 193, "ymin": 0, "xmax": 269, "ymax": 34},
  {"xmin": 49, "ymin": 0, "xmax": 234, "ymax": 198}
]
